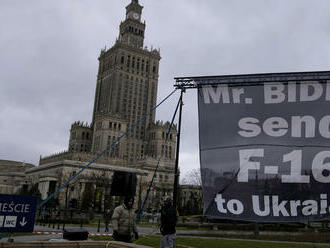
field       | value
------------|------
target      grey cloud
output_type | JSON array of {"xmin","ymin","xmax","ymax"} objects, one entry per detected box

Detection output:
[{"xmin": 1, "ymin": 0, "xmax": 330, "ymax": 178}]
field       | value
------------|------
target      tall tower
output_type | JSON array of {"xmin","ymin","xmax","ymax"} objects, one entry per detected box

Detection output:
[
  {"xmin": 91, "ymin": 0, "xmax": 162, "ymax": 162},
  {"xmin": 38, "ymin": 0, "xmax": 177, "ymax": 211},
  {"xmin": 119, "ymin": 0, "xmax": 145, "ymax": 48}
]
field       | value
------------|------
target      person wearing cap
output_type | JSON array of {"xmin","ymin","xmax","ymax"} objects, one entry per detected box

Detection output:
[
  {"xmin": 160, "ymin": 196, "xmax": 177, "ymax": 248},
  {"xmin": 111, "ymin": 196, "xmax": 139, "ymax": 243}
]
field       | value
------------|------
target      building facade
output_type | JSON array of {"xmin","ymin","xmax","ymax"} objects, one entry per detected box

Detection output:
[
  {"xmin": 32, "ymin": 0, "xmax": 177, "ymax": 211},
  {"xmin": 1, "ymin": 1, "xmax": 204, "ymax": 216},
  {"xmin": 178, "ymin": 185, "xmax": 203, "ymax": 216},
  {"xmin": 0, "ymin": 160, "xmax": 34, "ymax": 195}
]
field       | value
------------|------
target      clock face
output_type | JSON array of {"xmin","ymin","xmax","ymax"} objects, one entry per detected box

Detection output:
[{"xmin": 133, "ymin": 13, "xmax": 139, "ymax": 20}]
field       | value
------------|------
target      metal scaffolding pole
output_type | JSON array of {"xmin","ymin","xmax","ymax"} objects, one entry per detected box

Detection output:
[{"xmin": 173, "ymin": 89, "xmax": 184, "ymax": 209}]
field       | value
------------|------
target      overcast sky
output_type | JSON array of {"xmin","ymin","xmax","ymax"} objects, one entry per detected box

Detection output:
[{"xmin": 1, "ymin": 0, "xmax": 330, "ymax": 180}]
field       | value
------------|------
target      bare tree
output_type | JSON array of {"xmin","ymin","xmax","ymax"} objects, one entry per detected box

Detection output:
[
  {"xmin": 182, "ymin": 169, "xmax": 202, "ymax": 186},
  {"xmin": 178, "ymin": 169, "xmax": 203, "ymax": 215},
  {"xmin": 86, "ymin": 171, "xmax": 112, "ymax": 212}
]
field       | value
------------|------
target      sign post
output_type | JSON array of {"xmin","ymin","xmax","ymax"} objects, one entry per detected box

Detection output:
[{"xmin": 0, "ymin": 194, "xmax": 37, "ymax": 233}]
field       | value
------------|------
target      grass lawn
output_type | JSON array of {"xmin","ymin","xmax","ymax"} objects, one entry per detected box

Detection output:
[{"xmin": 91, "ymin": 235, "xmax": 330, "ymax": 248}]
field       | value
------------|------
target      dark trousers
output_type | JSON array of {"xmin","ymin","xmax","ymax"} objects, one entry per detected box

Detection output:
[{"xmin": 105, "ymin": 223, "xmax": 109, "ymax": 232}]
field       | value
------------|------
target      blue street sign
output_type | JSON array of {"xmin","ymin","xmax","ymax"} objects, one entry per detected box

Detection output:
[{"xmin": 0, "ymin": 194, "xmax": 37, "ymax": 233}]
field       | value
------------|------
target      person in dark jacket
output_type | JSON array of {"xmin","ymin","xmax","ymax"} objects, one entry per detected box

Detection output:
[{"xmin": 160, "ymin": 196, "xmax": 177, "ymax": 248}]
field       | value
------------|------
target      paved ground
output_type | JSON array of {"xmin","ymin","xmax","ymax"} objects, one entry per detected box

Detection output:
[
  {"xmin": 0, "ymin": 234, "xmax": 62, "ymax": 242},
  {"xmin": 0, "ymin": 224, "xmax": 159, "ymax": 242},
  {"xmin": 32, "ymin": 224, "xmax": 159, "ymax": 235},
  {"xmin": 2, "ymin": 227, "xmax": 330, "ymax": 247},
  {"xmin": 0, "ymin": 223, "xmax": 313, "ymax": 243}
]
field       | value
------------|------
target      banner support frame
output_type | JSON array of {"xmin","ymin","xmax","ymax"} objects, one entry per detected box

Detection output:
[{"xmin": 173, "ymin": 88, "xmax": 184, "ymax": 209}]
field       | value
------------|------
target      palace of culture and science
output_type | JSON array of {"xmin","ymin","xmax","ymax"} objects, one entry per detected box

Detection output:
[
  {"xmin": 11, "ymin": 0, "xmax": 179, "ymax": 211},
  {"xmin": 69, "ymin": 0, "xmax": 176, "ymax": 164}
]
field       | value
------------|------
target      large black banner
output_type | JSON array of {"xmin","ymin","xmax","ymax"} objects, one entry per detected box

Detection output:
[{"xmin": 197, "ymin": 72, "xmax": 330, "ymax": 222}]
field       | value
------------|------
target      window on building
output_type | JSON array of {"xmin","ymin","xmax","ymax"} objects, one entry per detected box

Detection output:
[
  {"xmin": 165, "ymin": 145, "xmax": 168, "ymax": 157},
  {"xmin": 71, "ymin": 131, "xmax": 76, "ymax": 139},
  {"xmin": 94, "ymin": 136, "xmax": 101, "ymax": 151},
  {"xmin": 127, "ymin": 55, "xmax": 130, "ymax": 67},
  {"xmin": 141, "ymin": 145, "xmax": 144, "ymax": 157},
  {"xmin": 96, "ymin": 122, "xmax": 102, "ymax": 130}
]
